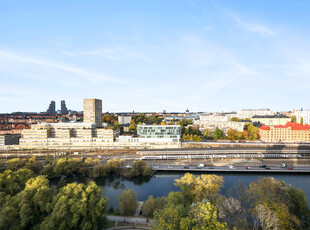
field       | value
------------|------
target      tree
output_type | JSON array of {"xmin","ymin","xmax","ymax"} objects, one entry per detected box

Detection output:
[
  {"xmin": 214, "ymin": 129, "xmax": 224, "ymax": 140},
  {"xmin": 18, "ymin": 176, "xmax": 54, "ymax": 229},
  {"xmin": 123, "ymin": 160, "xmax": 152, "ymax": 177},
  {"xmin": 227, "ymin": 129, "xmax": 237, "ymax": 140},
  {"xmin": 118, "ymin": 189, "xmax": 138, "ymax": 215},
  {"xmin": 203, "ymin": 129, "xmax": 213, "ymax": 140},
  {"xmin": 217, "ymin": 196, "xmax": 248, "ymax": 229},
  {"xmin": 152, "ymin": 204, "xmax": 185, "ymax": 230},
  {"xmin": 301, "ymin": 117, "xmax": 304, "ymax": 125},
  {"xmin": 41, "ymin": 182, "xmax": 108, "ymax": 230},
  {"xmin": 291, "ymin": 116, "xmax": 297, "ymax": 122},
  {"xmin": 180, "ymin": 200, "xmax": 229, "ymax": 230},
  {"xmin": 0, "ymin": 169, "xmax": 34, "ymax": 195},
  {"xmin": 141, "ymin": 195, "xmax": 166, "ymax": 217},
  {"xmin": 247, "ymin": 177, "xmax": 310, "ymax": 229},
  {"xmin": 230, "ymin": 117, "xmax": 240, "ymax": 122},
  {"xmin": 242, "ymin": 130, "xmax": 249, "ymax": 140},
  {"xmin": 174, "ymin": 173, "xmax": 224, "ymax": 204}
]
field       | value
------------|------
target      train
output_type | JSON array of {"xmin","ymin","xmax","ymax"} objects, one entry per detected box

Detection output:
[{"xmin": 140, "ymin": 153, "xmax": 302, "ymax": 160}]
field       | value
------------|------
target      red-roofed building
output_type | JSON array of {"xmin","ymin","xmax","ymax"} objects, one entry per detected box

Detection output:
[{"xmin": 259, "ymin": 122, "xmax": 310, "ymax": 142}]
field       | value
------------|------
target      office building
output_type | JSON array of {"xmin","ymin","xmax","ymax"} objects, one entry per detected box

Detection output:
[
  {"xmin": 46, "ymin": 101, "xmax": 56, "ymax": 114},
  {"xmin": 83, "ymin": 99, "xmax": 102, "ymax": 127},
  {"xmin": 20, "ymin": 122, "xmax": 119, "ymax": 149},
  {"xmin": 0, "ymin": 134, "xmax": 21, "ymax": 150},
  {"xmin": 259, "ymin": 122, "xmax": 310, "ymax": 143},
  {"xmin": 61, "ymin": 100, "xmax": 68, "ymax": 115},
  {"xmin": 137, "ymin": 125, "xmax": 181, "ymax": 142}
]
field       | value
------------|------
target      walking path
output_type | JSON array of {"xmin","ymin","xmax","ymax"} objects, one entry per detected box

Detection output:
[
  {"xmin": 134, "ymin": 201, "xmax": 143, "ymax": 216},
  {"xmin": 106, "ymin": 215, "xmax": 152, "ymax": 225}
]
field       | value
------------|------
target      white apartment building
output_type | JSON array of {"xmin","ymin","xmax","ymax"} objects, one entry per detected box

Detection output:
[
  {"xmin": 237, "ymin": 109, "xmax": 275, "ymax": 119},
  {"xmin": 118, "ymin": 115, "xmax": 132, "ymax": 125},
  {"xmin": 293, "ymin": 110, "xmax": 310, "ymax": 125}
]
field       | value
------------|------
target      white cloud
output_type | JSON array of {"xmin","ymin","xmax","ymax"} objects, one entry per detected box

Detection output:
[
  {"xmin": 228, "ymin": 12, "xmax": 275, "ymax": 37},
  {"xmin": 61, "ymin": 48, "xmax": 152, "ymax": 62},
  {"xmin": 0, "ymin": 50, "xmax": 125, "ymax": 84}
]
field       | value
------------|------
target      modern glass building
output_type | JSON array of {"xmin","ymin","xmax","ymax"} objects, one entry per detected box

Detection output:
[{"xmin": 137, "ymin": 125, "xmax": 181, "ymax": 141}]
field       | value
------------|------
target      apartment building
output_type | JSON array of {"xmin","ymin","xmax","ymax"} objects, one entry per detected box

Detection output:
[
  {"xmin": 293, "ymin": 110, "xmax": 310, "ymax": 125},
  {"xmin": 237, "ymin": 109, "xmax": 275, "ymax": 119},
  {"xmin": 252, "ymin": 114, "xmax": 291, "ymax": 126},
  {"xmin": 259, "ymin": 122, "xmax": 310, "ymax": 143}
]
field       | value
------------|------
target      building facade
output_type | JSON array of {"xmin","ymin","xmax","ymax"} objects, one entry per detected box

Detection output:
[
  {"xmin": 252, "ymin": 114, "xmax": 291, "ymax": 126},
  {"xmin": 61, "ymin": 100, "xmax": 68, "ymax": 115},
  {"xmin": 83, "ymin": 99, "xmax": 102, "ymax": 127},
  {"xmin": 293, "ymin": 110, "xmax": 310, "ymax": 125},
  {"xmin": 259, "ymin": 122, "xmax": 310, "ymax": 143},
  {"xmin": 137, "ymin": 125, "xmax": 181, "ymax": 142},
  {"xmin": 19, "ymin": 122, "xmax": 120, "ymax": 149},
  {"xmin": 118, "ymin": 115, "xmax": 132, "ymax": 125},
  {"xmin": 46, "ymin": 101, "xmax": 56, "ymax": 114},
  {"xmin": 0, "ymin": 134, "xmax": 21, "ymax": 151},
  {"xmin": 237, "ymin": 109, "xmax": 275, "ymax": 119}
]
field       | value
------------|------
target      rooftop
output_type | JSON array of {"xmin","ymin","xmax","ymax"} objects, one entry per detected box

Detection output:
[{"xmin": 260, "ymin": 122, "xmax": 310, "ymax": 130}]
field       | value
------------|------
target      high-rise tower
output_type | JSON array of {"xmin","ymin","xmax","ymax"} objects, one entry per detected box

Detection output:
[
  {"xmin": 83, "ymin": 99, "xmax": 102, "ymax": 127},
  {"xmin": 46, "ymin": 101, "xmax": 56, "ymax": 114},
  {"xmin": 61, "ymin": 100, "xmax": 68, "ymax": 115}
]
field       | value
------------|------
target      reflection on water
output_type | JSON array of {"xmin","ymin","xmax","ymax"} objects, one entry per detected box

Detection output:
[{"xmin": 51, "ymin": 173, "xmax": 310, "ymax": 210}]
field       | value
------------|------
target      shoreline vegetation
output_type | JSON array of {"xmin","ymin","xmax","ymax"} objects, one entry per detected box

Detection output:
[{"xmin": 0, "ymin": 157, "xmax": 310, "ymax": 229}]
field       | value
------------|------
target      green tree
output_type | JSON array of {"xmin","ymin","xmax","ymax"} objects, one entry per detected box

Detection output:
[
  {"xmin": 203, "ymin": 129, "xmax": 213, "ymax": 140},
  {"xmin": 118, "ymin": 189, "xmax": 138, "ymax": 216},
  {"xmin": 141, "ymin": 195, "xmax": 167, "ymax": 217},
  {"xmin": 214, "ymin": 129, "xmax": 224, "ymax": 140},
  {"xmin": 0, "ymin": 169, "xmax": 34, "ymax": 195},
  {"xmin": 175, "ymin": 173, "xmax": 224, "ymax": 204},
  {"xmin": 291, "ymin": 115, "xmax": 297, "ymax": 122},
  {"xmin": 180, "ymin": 200, "xmax": 229, "ymax": 230},
  {"xmin": 152, "ymin": 204, "xmax": 185, "ymax": 230},
  {"xmin": 6, "ymin": 158, "xmax": 26, "ymax": 171},
  {"xmin": 18, "ymin": 176, "xmax": 54, "ymax": 229},
  {"xmin": 123, "ymin": 160, "xmax": 152, "ymax": 177},
  {"xmin": 247, "ymin": 177, "xmax": 310, "ymax": 229},
  {"xmin": 165, "ymin": 191, "xmax": 187, "ymax": 209},
  {"xmin": 301, "ymin": 117, "xmax": 304, "ymax": 125},
  {"xmin": 41, "ymin": 182, "xmax": 108, "ymax": 230}
]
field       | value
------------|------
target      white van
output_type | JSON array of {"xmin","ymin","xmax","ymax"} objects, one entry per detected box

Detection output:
[
  {"xmin": 197, "ymin": 164, "xmax": 205, "ymax": 168},
  {"xmin": 228, "ymin": 165, "xmax": 236, "ymax": 169}
]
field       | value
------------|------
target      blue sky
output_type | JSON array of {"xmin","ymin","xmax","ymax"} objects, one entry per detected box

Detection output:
[{"xmin": 0, "ymin": 0, "xmax": 310, "ymax": 113}]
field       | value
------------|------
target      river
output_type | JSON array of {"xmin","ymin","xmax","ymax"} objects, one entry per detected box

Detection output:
[{"xmin": 77, "ymin": 172, "xmax": 310, "ymax": 210}]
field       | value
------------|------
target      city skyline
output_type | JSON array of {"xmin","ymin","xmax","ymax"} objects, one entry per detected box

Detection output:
[{"xmin": 1, "ymin": 0, "xmax": 310, "ymax": 113}]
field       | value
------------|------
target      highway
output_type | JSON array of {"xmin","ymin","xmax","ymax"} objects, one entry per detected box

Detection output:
[{"xmin": 150, "ymin": 165, "xmax": 310, "ymax": 173}]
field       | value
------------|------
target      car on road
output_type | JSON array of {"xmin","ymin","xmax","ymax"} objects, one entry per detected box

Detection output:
[
  {"xmin": 184, "ymin": 166, "xmax": 189, "ymax": 169},
  {"xmin": 153, "ymin": 166, "xmax": 159, "ymax": 169},
  {"xmin": 209, "ymin": 167, "xmax": 214, "ymax": 169},
  {"xmin": 265, "ymin": 167, "xmax": 271, "ymax": 170},
  {"xmin": 260, "ymin": 164, "xmax": 267, "ymax": 168},
  {"xmin": 288, "ymin": 167, "xmax": 294, "ymax": 170},
  {"xmin": 281, "ymin": 163, "xmax": 287, "ymax": 168},
  {"xmin": 125, "ymin": 165, "xmax": 132, "ymax": 169},
  {"xmin": 168, "ymin": 166, "xmax": 173, "ymax": 169},
  {"xmin": 246, "ymin": 166, "xmax": 252, "ymax": 170},
  {"xmin": 197, "ymin": 164, "xmax": 205, "ymax": 168},
  {"xmin": 228, "ymin": 165, "xmax": 236, "ymax": 169}
]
